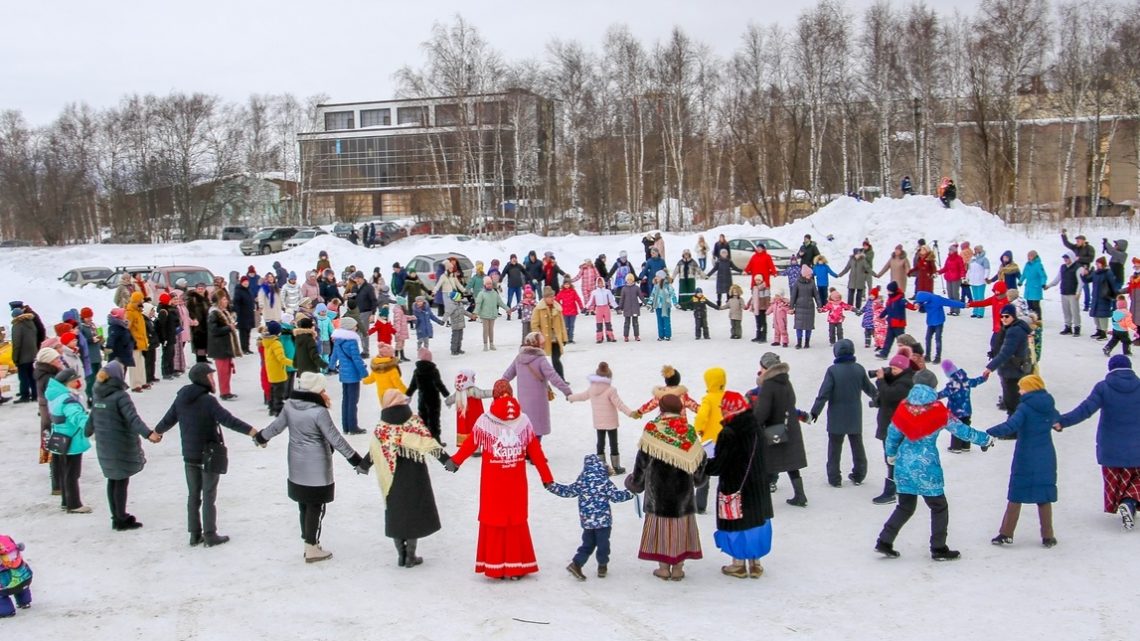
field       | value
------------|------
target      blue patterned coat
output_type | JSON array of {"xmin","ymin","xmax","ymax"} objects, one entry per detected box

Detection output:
[
  {"xmin": 546, "ymin": 454, "xmax": 634, "ymax": 529},
  {"xmin": 885, "ymin": 385, "xmax": 993, "ymax": 496},
  {"xmin": 937, "ymin": 368, "xmax": 986, "ymax": 418}
]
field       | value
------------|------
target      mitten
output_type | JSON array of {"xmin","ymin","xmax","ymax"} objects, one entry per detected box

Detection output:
[
  {"xmin": 443, "ymin": 460, "xmax": 459, "ymax": 473},
  {"xmin": 981, "ymin": 438, "xmax": 994, "ymax": 452}
]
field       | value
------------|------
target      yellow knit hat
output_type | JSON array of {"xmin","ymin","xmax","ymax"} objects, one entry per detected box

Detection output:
[{"xmin": 1018, "ymin": 374, "xmax": 1045, "ymax": 393}]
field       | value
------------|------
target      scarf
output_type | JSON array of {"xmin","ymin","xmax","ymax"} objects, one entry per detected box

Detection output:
[
  {"xmin": 368, "ymin": 414, "xmax": 442, "ymax": 497},
  {"xmin": 891, "ymin": 400, "xmax": 951, "ymax": 441},
  {"xmin": 471, "ymin": 412, "xmax": 535, "ymax": 468},
  {"xmin": 637, "ymin": 413, "xmax": 703, "ymax": 474},
  {"xmin": 173, "ymin": 299, "xmax": 192, "ymax": 343},
  {"xmin": 260, "ymin": 282, "xmax": 277, "ymax": 307},
  {"xmin": 209, "ymin": 306, "xmax": 243, "ymax": 358}
]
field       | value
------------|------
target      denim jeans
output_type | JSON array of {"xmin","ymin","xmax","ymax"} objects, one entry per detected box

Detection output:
[
  {"xmin": 573, "ymin": 527, "xmax": 612, "ymax": 566},
  {"xmin": 565, "ymin": 315, "xmax": 576, "ymax": 342},
  {"xmin": 924, "ymin": 324, "xmax": 944, "ymax": 360},
  {"xmin": 341, "ymin": 382, "xmax": 360, "ymax": 432},
  {"xmin": 506, "ymin": 286, "xmax": 521, "ymax": 311}
]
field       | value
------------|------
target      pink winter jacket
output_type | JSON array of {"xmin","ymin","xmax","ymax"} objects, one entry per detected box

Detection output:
[
  {"xmin": 576, "ymin": 265, "xmax": 599, "ymax": 301},
  {"xmin": 391, "ymin": 305, "xmax": 409, "ymax": 341},
  {"xmin": 567, "ymin": 375, "xmax": 633, "ymax": 430},
  {"xmin": 820, "ymin": 300, "xmax": 855, "ymax": 324},
  {"xmin": 767, "ymin": 296, "xmax": 790, "ymax": 334}
]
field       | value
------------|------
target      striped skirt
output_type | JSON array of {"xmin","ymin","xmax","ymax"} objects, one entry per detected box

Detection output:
[
  {"xmin": 1103, "ymin": 466, "xmax": 1140, "ymax": 513},
  {"xmin": 638, "ymin": 514, "xmax": 702, "ymax": 564}
]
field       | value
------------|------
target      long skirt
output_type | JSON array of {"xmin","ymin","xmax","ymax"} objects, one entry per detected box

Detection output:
[
  {"xmin": 173, "ymin": 337, "xmax": 187, "ymax": 373},
  {"xmin": 714, "ymin": 521, "xmax": 773, "ymax": 559},
  {"xmin": 677, "ymin": 278, "xmax": 696, "ymax": 310},
  {"xmin": 1103, "ymin": 466, "xmax": 1140, "ymax": 513},
  {"xmin": 638, "ymin": 513, "xmax": 702, "ymax": 564},
  {"xmin": 475, "ymin": 523, "xmax": 538, "ymax": 578}
]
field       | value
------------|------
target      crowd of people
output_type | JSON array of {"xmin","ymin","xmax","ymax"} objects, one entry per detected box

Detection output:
[{"xmin": 2, "ymin": 227, "xmax": 1139, "ymax": 614}]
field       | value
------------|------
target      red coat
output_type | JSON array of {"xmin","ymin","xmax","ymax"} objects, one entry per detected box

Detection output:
[
  {"xmin": 967, "ymin": 281, "xmax": 1009, "ymax": 332},
  {"xmin": 940, "ymin": 253, "xmax": 966, "ymax": 281},
  {"xmin": 910, "ymin": 255, "xmax": 937, "ymax": 293},
  {"xmin": 554, "ymin": 288, "xmax": 584, "ymax": 316},
  {"xmin": 452, "ymin": 414, "xmax": 553, "ymax": 526},
  {"xmin": 369, "ymin": 319, "xmax": 396, "ymax": 345},
  {"xmin": 745, "ymin": 251, "xmax": 778, "ymax": 287}
]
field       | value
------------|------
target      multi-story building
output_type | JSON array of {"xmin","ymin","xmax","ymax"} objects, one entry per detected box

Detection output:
[{"xmin": 298, "ymin": 89, "xmax": 555, "ymax": 229}]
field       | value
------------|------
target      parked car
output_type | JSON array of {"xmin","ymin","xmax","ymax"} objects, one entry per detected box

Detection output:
[
  {"xmin": 409, "ymin": 220, "xmax": 457, "ymax": 235},
  {"xmin": 728, "ymin": 237, "xmax": 796, "ymax": 272},
  {"xmin": 282, "ymin": 228, "xmax": 329, "ymax": 250},
  {"xmin": 99, "ymin": 265, "xmax": 159, "ymax": 289},
  {"xmin": 147, "ymin": 266, "xmax": 217, "ymax": 295},
  {"xmin": 331, "ymin": 223, "xmax": 356, "ymax": 239},
  {"xmin": 102, "ymin": 231, "xmax": 150, "ymax": 244},
  {"xmin": 376, "ymin": 222, "xmax": 408, "ymax": 246},
  {"xmin": 240, "ymin": 227, "xmax": 299, "ymax": 255},
  {"xmin": 1061, "ymin": 196, "xmax": 1134, "ymax": 218},
  {"xmin": 221, "ymin": 226, "xmax": 253, "ymax": 240},
  {"xmin": 60, "ymin": 266, "xmax": 114, "ymax": 288},
  {"xmin": 406, "ymin": 253, "xmax": 474, "ymax": 284},
  {"xmin": 0, "ymin": 239, "xmax": 31, "ymax": 248}
]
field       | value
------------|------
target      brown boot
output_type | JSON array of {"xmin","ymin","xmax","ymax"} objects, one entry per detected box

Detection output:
[
  {"xmin": 669, "ymin": 561, "xmax": 686, "ymax": 581},
  {"xmin": 652, "ymin": 562, "xmax": 671, "ymax": 580},
  {"xmin": 721, "ymin": 559, "xmax": 748, "ymax": 578},
  {"xmin": 748, "ymin": 559, "xmax": 764, "ymax": 578}
]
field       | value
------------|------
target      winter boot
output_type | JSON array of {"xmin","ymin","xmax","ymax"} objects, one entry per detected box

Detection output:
[
  {"xmin": 1059, "ymin": 326, "xmax": 1072, "ymax": 335},
  {"xmin": 748, "ymin": 559, "xmax": 764, "ymax": 578},
  {"xmin": 203, "ymin": 533, "xmax": 230, "ymax": 547},
  {"xmin": 399, "ymin": 350, "xmax": 410, "ymax": 363},
  {"xmin": 875, "ymin": 540, "xmax": 900, "ymax": 558},
  {"xmin": 597, "ymin": 564, "xmax": 608, "ymax": 578},
  {"xmin": 669, "ymin": 561, "xmax": 685, "ymax": 581},
  {"xmin": 403, "ymin": 539, "xmax": 423, "ymax": 567},
  {"xmin": 610, "ymin": 455, "xmax": 626, "ymax": 475},
  {"xmin": 596, "ymin": 328, "xmax": 604, "ymax": 344},
  {"xmin": 304, "ymin": 543, "xmax": 332, "ymax": 563},
  {"xmin": 394, "ymin": 538, "xmax": 407, "ymax": 566},
  {"xmin": 720, "ymin": 559, "xmax": 748, "ymax": 578},
  {"xmin": 566, "ymin": 562, "xmax": 587, "ymax": 581},
  {"xmin": 795, "ymin": 338, "xmax": 802, "ymax": 349},
  {"xmin": 786, "ymin": 477, "xmax": 808, "ymax": 507},
  {"xmin": 931, "ymin": 546, "xmax": 961, "ymax": 561},
  {"xmin": 804, "ymin": 336, "xmax": 811, "ymax": 349},
  {"xmin": 872, "ymin": 479, "xmax": 897, "ymax": 505},
  {"xmin": 653, "ymin": 562, "xmax": 672, "ymax": 580},
  {"xmin": 991, "ymin": 534, "xmax": 1014, "ymax": 546},
  {"xmin": 189, "ymin": 532, "xmax": 203, "ymax": 546}
]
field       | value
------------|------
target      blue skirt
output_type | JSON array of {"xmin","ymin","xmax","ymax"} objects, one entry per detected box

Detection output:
[{"xmin": 714, "ymin": 521, "xmax": 773, "ymax": 559}]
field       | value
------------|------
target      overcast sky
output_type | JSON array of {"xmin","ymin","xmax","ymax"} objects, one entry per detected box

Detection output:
[{"xmin": 4, "ymin": 0, "xmax": 973, "ymax": 125}]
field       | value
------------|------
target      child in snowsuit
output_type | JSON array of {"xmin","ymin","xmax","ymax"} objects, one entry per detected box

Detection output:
[
  {"xmin": 445, "ymin": 369, "xmax": 493, "ymax": 451},
  {"xmin": 262, "ymin": 321, "xmax": 293, "ymax": 416},
  {"xmin": 876, "ymin": 281, "xmax": 917, "ymax": 359},
  {"xmin": 1104, "ymin": 295, "xmax": 1136, "ymax": 356},
  {"xmin": 649, "ymin": 272, "xmax": 675, "ymax": 341},
  {"xmin": 405, "ymin": 347, "xmax": 450, "ymax": 443},
  {"xmin": 547, "ymin": 454, "xmax": 635, "ymax": 580},
  {"xmin": 391, "ymin": 298, "xmax": 411, "ymax": 362},
  {"xmin": 913, "ymin": 291, "xmax": 966, "ymax": 364},
  {"xmin": 369, "ymin": 307, "xmax": 396, "ymax": 353},
  {"xmin": 0, "ymin": 534, "xmax": 32, "ymax": 618},
  {"xmin": 567, "ymin": 361, "xmax": 635, "ymax": 474},
  {"xmin": 445, "ymin": 291, "xmax": 477, "ymax": 356},
  {"xmin": 412, "ymin": 296, "xmax": 444, "ymax": 350},
  {"xmin": 819, "ymin": 289, "xmax": 856, "ymax": 345},
  {"xmin": 587, "ymin": 277, "xmax": 618, "ymax": 343},
  {"xmin": 726, "ymin": 284, "xmax": 745, "ymax": 339},
  {"xmin": 747, "ymin": 279, "xmax": 771, "ymax": 343},
  {"xmin": 875, "ymin": 370, "xmax": 994, "ymax": 561},
  {"xmin": 767, "ymin": 285, "xmax": 791, "ymax": 347},
  {"xmin": 861, "ymin": 287, "xmax": 883, "ymax": 349},
  {"xmin": 691, "ymin": 287, "xmax": 721, "ymax": 340},
  {"xmin": 362, "ymin": 344, "xmax": 407, "ymax": 408},
  {"xmin": 693, "ymin": 367, "xmax": 727, "ymax": 513},
  {"xmin": 937, "ymin": 359, "xmax": 987, "ymax": 453},
  {"xmin": 985, "ymin": 374, "xmax": 1061, "ymax": 548}
]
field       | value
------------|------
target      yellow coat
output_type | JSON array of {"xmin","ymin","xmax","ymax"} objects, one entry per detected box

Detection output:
[
  {"xmin": 126, "ymin": 293, "xmax": 148, "ymax": 352},
  {"xmin": 694, "ymin": 367, "xmax": 726, "ymax": 446},
  {"xmin": 0, "ymin": 341, "xmax": 13, "ymax": 370},
  {"xmin": 362, "ymin": 356, "xmax": 407, "ymax": 405},
  {"xmin": 532, "ymin": 300, "xmax": 568, "ymax": 355},
  {"xmin": 262, "ymin": 336, "xmax": 292, "ymax": 384}
]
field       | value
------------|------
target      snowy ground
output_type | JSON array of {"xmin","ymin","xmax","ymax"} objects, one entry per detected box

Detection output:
[{"xmin": 1, "ymin": 196, "xmax": 1135, "ymax": 640}]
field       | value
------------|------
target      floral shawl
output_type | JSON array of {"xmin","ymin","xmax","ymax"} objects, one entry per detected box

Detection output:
[
  {"xmin": 637, "ymin": 412, "xmax": 703, "ymax": 473},
  {"xmin": 368, "ymin": 414, "xmax": 442, "ymax": 497}
]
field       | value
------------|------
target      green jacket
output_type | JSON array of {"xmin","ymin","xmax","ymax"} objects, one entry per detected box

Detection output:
[
  {"xmin": 46, "ymin": 378, "xmax": 92, "ymax": 455},
  {"xmin": 473, "ymin": 289, "xmax": 507, "ymax": 320}
]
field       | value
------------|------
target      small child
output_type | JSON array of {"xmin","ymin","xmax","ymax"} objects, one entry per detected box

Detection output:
[
  {"xmin": 1029, "ymin": 311, "xmax": 1044, "ymax": 365},
  {"xmin": 726, "ymin": 284, "xmax": 745, "ymax": 339},
  {"xmin": 0, "ymin": 534, "xmax": 33, "ymax": 618},
  {"xmin": 445, "ymin": 369, "xmax": 493, "ymax": 451},
  {"xmin": 391, "ymin": 297, "xmax": 411, "ymax": 362},
  {"xmin": 619, "ymin": 274, "xmax": 644, "ymax": 341},
  {"xmin": 362, "ymin": 344, "xmax": 407, "ymax": 409},
  {"xmin": 546, "ymin": 454, "xmax": 635, "ymax": 580},
  {"xmin": 937, "ymin": 359, "xmax": 987, "ymax": 453},
  {"xmin": 315, "ymin": 303, "xmax": 335, "ymax": 356},
  {"xmin": 555, "ymin": 280, "xmax": 585, "ymax": 344},
  {"xmin": 369, "ymin": 307, "xmax": 396, "ymax": 352},
  {"xmin": 690, "ymin": 287, "xmax": 721, "ymax": 340},
  {"xmin": 819, "ymin": 289, "xmax": 856, "ymax": 345},
  {"xmin": 262, "ymin": 321, "xmax": 293, "ymax": 416},
  {"xmin": 405, "ymin": 348, "xmax": 451, "ymax": 443},
  {"xmin": 444, "ymin": 291, "xmax": 477, "ymax": 356},
  {"xmin": 518, "ymin": 285, "xmax": 537, "ymax": 341},
  {"xmin": 1104, "ymin": 295, "xmax": 1136, "ymax": 356},
  {"xmin": 985, "ymin": 374, "xmax": 1060, "ymax": 548},
  {"xmin": 813, "ymin": 255, "xmax": 840, "ymax": 305},
  {"xmin": 766, "ymin": 285, "xmax": 791, "ymax": 348},
  {"xmin": 586, "ymin": 277, "xmax": 618, "ymax": 343},
  {"xmin": 332, "ymin": 316, "xmax": 367, "ymax": 434},
  {"xmin": 649, "ymin": 272, "xmax": 675, "ymax": 342},
  {"xmin": 412, "ymin": 296, "xmax": 444, "ymax": 351},
  {"xmin": 746, "ymin": 279, "xmax": 771, "ymax": 343},
  {"xmin": 280, "ymin": 313, "xmax": 297, "ymax": 394},
  {"xmin": 567, "ymin": 362, "xmax": 635, "ymax": 474}
]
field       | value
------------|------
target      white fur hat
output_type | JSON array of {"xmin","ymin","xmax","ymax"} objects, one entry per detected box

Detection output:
[{"xmin": 296, "ymin": 371, "xmax": 327, "ymax": 394}]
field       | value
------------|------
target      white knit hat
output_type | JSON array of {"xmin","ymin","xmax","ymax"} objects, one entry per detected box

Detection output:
[{"xmin": 296, "ymin": 372, "xmax": 327, "ymax": 394}]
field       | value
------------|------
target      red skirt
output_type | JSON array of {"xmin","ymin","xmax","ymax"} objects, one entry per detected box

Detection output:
[
  {"xmin": 474, "ymin": 523, "xmax": 538, "ymax": 578},
  {"xmin": 1102, "ymin": 466, "xmax": 1140, "ymax": 513}
]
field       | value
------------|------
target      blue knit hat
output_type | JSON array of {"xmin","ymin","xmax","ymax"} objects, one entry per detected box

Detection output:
[
  {"xmin": 265, "ymin": 321, "xmax": 281, "ymax": 336},
  {"xmin": 1109, "ymin": 355, "xmax": 1132, "ymax": 372}
]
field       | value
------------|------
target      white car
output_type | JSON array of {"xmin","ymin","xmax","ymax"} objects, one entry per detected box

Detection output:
[
  {"xmin": 728, "ymin": 237, "xmax": 796, "ymax": 272},
  {"xmin": 282, "ymin": 228, "xmax": 328, "ymax": 250}
]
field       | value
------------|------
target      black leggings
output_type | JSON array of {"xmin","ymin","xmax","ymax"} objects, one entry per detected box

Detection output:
[
  {"xmin": 107, "ymin": 478, "xmax": 130, "ymax": 523},
  {"xmin": 551, "ymin": 342, "xmax": 564, "ymax": 379},
  {"xmin": 298, "ymin": 502, "xmax": 326, "ymax": 545},
  {"xmin": 768, "ymin": 469, "xmax": 802, "ymax": 484},
  {"xmin": 595, "ymin": 430, "xmax": 619, "ymax": 456}
]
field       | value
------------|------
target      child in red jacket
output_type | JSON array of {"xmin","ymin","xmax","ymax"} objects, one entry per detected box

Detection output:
[{"xmin": 555, "ymin": 280, "xmax": 585, "ymax": 344}]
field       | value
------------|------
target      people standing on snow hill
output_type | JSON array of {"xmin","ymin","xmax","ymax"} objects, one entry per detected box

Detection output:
[
  {"xmin": 836, "ymin": 247, "xmax": 872, "ymax": 308},
  {"xmin": 873, "ymin": 369, "xmax": 993, "ymax": 561},
  {"xmin": 1089, "ymin": 257, "xmax": 1119, "ymax": 340},
  {"xmin": 938, "ymin": 178, "xmax": 957, "ymax": 209},
  {"xmin": 876, "ymin": 245, "xmax": 910, "ymax": 294},
  {"xmin": 674, "ymin": 249, "xmax": 702, "ymax": 310},
  {"xmin": 967, "ymin": 245, "xmax": 992, "ymax": 318},
  {"xmin": 1019, "ymin": 251, "xmax": 1048, "ymax": 318},
  {"xmin": 1055, "ymin": 354, "xmax": 1140, "ymax": 531},
  {"xmin": 695, "ymin": 235, "xmax": 710, "ymax": 271},
  {"xmin": 707, "ymin": 248, "xmax": 735, "ymax": 307},
  {"xmin": 901, "ymin": 175, "xmax": 914, "ymax": 196},
  {"xmin": 1103, "ymin": 238, "xmax": 1129, "ymax": 287},
  {"xmin": 938, "ymin": 243, "xmax": 966, "ymax": 310},
  {"xmin": 567, "ymin": 362, "xmax": 635, "ymax": 475},
  {"xmin": 1045, "ymin": 251, "xmax": 1083, "ymax": 335},
  {"xmin": 502, "ymin": 332, "xmax": 573, "ymax": 441},
  {"xmin": 790, "ymin": 265, "xmax": 821, "ymax": 349},
  {"xmin": 985, "ymin": 374, "xmax": 1061, "ymax": 548},
  {"xmin": 989, "ymin": 250, "xmax": 1022, "ymax": 290},
  {"xmin": 909, "ymin": 245, "xmax": 938, "ymax": 294},
  {"xmin": 810, "ymin": 338, "xmax": 878, "ymax": 488},
  {"xmin": 548, "ymin": 454, "xmax": 635, "ymax": 581}
]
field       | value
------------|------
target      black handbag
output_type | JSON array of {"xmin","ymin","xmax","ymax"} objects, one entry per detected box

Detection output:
[
  {"xmin": 46, "ymin": 431, "xmax": 73, "ymax": 456},
  {"xmin": 762, "ymin": 422, "xmax": 789, "ymax": 445},
  {"xmin": 202, "ymin": 439, "xmax": 229, "ymax": 475}
]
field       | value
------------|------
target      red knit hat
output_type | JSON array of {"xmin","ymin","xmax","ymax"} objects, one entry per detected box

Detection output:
[
  {"xmin": 53, "ymin": 322, "xmax": 71, "ymax": 337},
  {"xmin": 720, "ymin": 391, "xmax": 750, "ymax": 422},
  {"xmin": 490, "ymin": 396, "xmax": 521, "ymax": 421},
  {"xmin": 59, "ymin": 331, "xmax": 77, "ymax": 346},
  {"xmin": 159, "ymin": 292, "xmax": 172, "ymax": 305},
  {"xmin": 80, "ymin": 307, "xmax": 94, "ymax": 319}
]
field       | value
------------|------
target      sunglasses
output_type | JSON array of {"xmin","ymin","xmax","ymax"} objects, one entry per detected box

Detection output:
[{"xmin": 1001, "ymin": 314, "xmax": 1013, "ymax": 318}]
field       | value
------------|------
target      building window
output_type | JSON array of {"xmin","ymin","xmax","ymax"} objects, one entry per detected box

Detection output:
[
  {"xmin": 360, "ymin": 108, "xmax": 391, "ymax": 127},
  {"xmin": 435, "ymin": 103, "xmax": 462, "ymax": 126},
  {"xmin": 324, "ymin": 111, "xmax": 354, "ymax": 131},
  {"xmin": 397, "ymin": 106, "xmax": 428, "ymax": 126}
]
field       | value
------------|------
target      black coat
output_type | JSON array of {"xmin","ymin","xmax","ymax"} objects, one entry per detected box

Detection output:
[
  {"xmin": 502, "ymin": 262, "xmax": 527, "ymax": 289},
  {"xmin": 707, "ymin": 413, "xmax": 773, "ymax": 531},
  {"xmin": 405, "ymin": 361, "xmax": 450, "ymax": 424},
  {"xmin": 154, "ymin": 374, "xmax": 253, "ymax": 463},
  {"xmin": 233, "ymin": 285, "xmax": 256, "ymax": 329},
  {"xmin": 594, "ymin": 257, "xmax": 609, "ymax": 285},
  {"xmin": 751, "ymin": 363, "xmax": 807, "ymax": 473},
  {"xmin": 106, "ymin": 317, "xmax": 135, "ymax": 365},
  {"xmin": 798, "ymin": 242, "xmax": 820, "ymax": 266},
  {"xmin": 355, "ymin": 282, "xmax": 378, "ymax": 315},
  {"xmin": 874, "ymin": 368, "xmax": 914, "ymax": 440},
  {"xmin": 318, "ymin": 280, "xmax": 341, "ymax": 303},
  {"xmin": 368, "ymin": 405, "xmax": 448, "ymax": 539},
  {"xmin": 810, "ymin": 340, "xmax": 877, "ymax": 435},
  {"xmin": 525, "ymin": 259, "xmax": 545, "ymax": 284},
  {"xmin": 156, "ymin": 304, "xmax": 180, "ymax": 346},
  {"xmin": 625, "ymin": 446, "xmax": 708, "ymax": 518},
  {"xmin": 292, "ymin": 328, "xmax": 324, "ymax": 374},
  {"xmin": 186, "ymin": 292, "xmax": 210, "ymax": 351},
  {"xmin": 206, "ymin": 309, "xmax": 237, "ymax": 360},
  {"xmin": 712, "ymin": 241, "xmax": 731, "ymax": 263},
  {"xmin": 707, "ymin": 257, "xmax": 735, "ymax": 295},
  {"xmin": 85, "ymin": 377, "xmax": 152, "ymax": 480},
  {"xmin": 144, "ymin": 315, "xmax": 158, "ymax": 353},
  {"xmin": 987, "ymin": 319, "xmax": 1031, "ymax": 380}
]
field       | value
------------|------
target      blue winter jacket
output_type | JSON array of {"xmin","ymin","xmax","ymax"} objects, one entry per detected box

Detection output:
[
  {"xmin": 885, "ymin": 385, "xmax": 992, "ymax": 496},
  {"xmin": 1058, "ymin": 368, "xmax": 1140, "ymax": 468},
  {"xmin": 985, "ymin": 319, "xmax": 1031, "ymax": 379},
  {"xmin": 813, "ymin": 264, "xmax": 839, "ymax": 288},
  {"xmin": 914, "ymin": 291, "xmax": 966, "ymax": 327},
  {"xmin": 937, "ymin": 368, "xmax": 986, "ymax": 418},
  {"xmin": 860, "ymin": 298, "xmax": 876, "ymax": 330},
  {"xmin": 331, "ymin": 329, "xmax": 367, "ymax": 384},
  {"xmin": 1090, "ymin": 268, "xmax": 1117, "ymax": 319},
  {"xmin": 412, "ymin": 304, "xmax": 443, "ymax": 339},
  {"xmin": 105, "ymin": 316, "xmax": 135, "ymax": 366},
  {"xmin": 649, "ymin": 283, "xmax": 675, "ymax": 315},
  {"xmin": 546, "ymin": 454, "xmax": 634, "ymax": 529},
  {"xmin": 1019, "ymin": 256, "xmax": 1048, "ymax": 302},
  {"xmin": 986, "ymin": 390, "xmax": 1060, "ymax": 504}
]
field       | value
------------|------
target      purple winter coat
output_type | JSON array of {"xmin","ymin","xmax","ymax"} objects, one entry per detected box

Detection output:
[{"xmin": 502, "ymin": 346, "xmax": 572, "ymax": 435}]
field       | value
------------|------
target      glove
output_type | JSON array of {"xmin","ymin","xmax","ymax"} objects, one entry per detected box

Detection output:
[
  {"xmin": 253, "ymin": 432, "xmax": 268, "ymax": 447},
  {"xmin": 809, "ymin": 412, "xmax": 819, "ymax": 424},
  {"xmin": 444, "ymin": 460, "xmax": 459, "ymax": 473},
  {"xmin": 886, "ymin": 456, "xmax": 897, "ymax": 465},
  {"xmin": 355, "ymin": 464, "xmax": 370, "ymax": 475},
  {"xmin": 347, "ymin": 453, "xmax": 364, "ymax": 468},
  {"xmin": 981, "ymin": 438, "xmax": 994, "ymax": 452},
  {"xmin": 543, "ymin": 482, "xmax": 554, "ymax": 490}
]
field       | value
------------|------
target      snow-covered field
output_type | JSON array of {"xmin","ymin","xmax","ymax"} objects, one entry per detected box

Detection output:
[{"xmin": 1, "ymin": 196, "xmax": 1135, "ymax": 640}]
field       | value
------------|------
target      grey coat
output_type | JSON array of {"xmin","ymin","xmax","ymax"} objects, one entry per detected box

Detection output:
[
  {"xmin": 790, "ymin": 277, "xmax": 821, "ymax": 330},
  {"xmin": 837, "ymin": 255, "xmax": 872, "ymax": 291},
  {"xmin": 84, "ymin": 377, "xmax": 153, "ymax": 480},
  {"xmin": 810, "ymin": 340, "xmax": 878, "ymax": 435},
  {"xmin": 707, "ymin": 257, "xmax": 735, "ymax": 295},
  {"xmin": 259, "ymin": 392, "xmax": 360, "ymax": 488},
  {"xmin": 619, "ymin": 283, "xmax": 643, "ymax": 316}
]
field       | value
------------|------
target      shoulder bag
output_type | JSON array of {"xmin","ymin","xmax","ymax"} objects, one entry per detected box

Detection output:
[
  {"xmin": 202, "ymin": 426, "xmax": 229, "ymax": 475},
  {"xmin": 716, "ymin": 436, "xmax": 757, "ymax": 521}
]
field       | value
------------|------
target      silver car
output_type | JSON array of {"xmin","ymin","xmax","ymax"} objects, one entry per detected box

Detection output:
[
  {"xmin": 60, "ymin": 266, "xmax": 115, "ymax": 287},
  {"xmin": 728, "ymin": 237, "xmax": 795, "ymax": 272}
]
